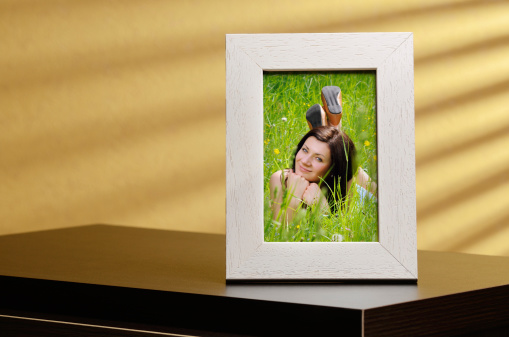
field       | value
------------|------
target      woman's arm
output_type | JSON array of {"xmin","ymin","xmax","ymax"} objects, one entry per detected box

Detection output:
[
  {"xmin": 269, "ymin": 171, "xmax": 285, "ymax": 222},
  {"xmin": 269, "ymin": 170, "xmax": 309, "ymax": 224},
  {"xmin": 355, "ymin": 167, "xmax": 377, "ymax": 196},
  {"xmin": 302, "ymin": 183, "xmax": 329, "ymax": 213}
]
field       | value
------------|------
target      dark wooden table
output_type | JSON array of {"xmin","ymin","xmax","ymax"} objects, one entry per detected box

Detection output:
[{"xmin": 0, "ymin": 225, "xmax": 508, "ymax": 336}]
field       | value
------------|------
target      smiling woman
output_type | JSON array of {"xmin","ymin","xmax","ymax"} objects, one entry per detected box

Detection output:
[
  {"xmin": 270, "ymin": 126, "xmax": 357, "ymax": 227},
  {"xmin": 295, "ymin": 136, "xmax": 332, "ymax": 183}
]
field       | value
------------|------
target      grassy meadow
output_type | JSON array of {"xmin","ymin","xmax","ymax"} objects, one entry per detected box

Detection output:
[{"xmin": 263, "ymin": 71, "xmax": 378, "ymax": 242}]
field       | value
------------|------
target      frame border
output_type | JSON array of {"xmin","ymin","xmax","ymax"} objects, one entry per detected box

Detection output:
[{"xmin": 226, "ymin": 33, "xmax": 416, "ymax": 280}]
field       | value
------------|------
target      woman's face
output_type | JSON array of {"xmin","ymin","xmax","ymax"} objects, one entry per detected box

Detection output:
[{"xmin": 295, "ymin": 136, "xmax": 331, "ymax": 183}]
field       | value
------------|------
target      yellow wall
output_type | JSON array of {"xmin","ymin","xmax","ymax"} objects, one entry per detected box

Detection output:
[{"xmin": 1, "ymin": 0, "xmax": 508, "ymax": 256}]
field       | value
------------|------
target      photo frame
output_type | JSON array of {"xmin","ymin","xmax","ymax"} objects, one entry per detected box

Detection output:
[{"xmin": 226, "ymin": 33, "xmax": 416, "ymax": 281}]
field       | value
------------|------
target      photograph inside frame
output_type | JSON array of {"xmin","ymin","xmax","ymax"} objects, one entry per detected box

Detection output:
[{"xmin": 264, "ymin": 71, "xmax": 378, "ymax": 243}]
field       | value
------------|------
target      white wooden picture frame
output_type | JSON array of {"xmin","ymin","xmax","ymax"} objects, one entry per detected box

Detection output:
[{"xmin": 226, "ymin": 33, "xmax": 416, "ymax": 281}]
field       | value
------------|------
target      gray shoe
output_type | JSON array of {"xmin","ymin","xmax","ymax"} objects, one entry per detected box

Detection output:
[{"xmin": 321, "ymin": 86, "xmax": 342, "ymax": 126}]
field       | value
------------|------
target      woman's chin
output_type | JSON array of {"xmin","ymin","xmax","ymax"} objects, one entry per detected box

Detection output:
[
  {"xmin": 297, "ymin": 167, "xmax": 309, "ymax": 176},
  {"xmin": 297, "ymin": 171, "xmax": 315, "ymax": 182},
  {"xmin": 295, "ymin": 169, "xmax": 306, "ymax": 178}
]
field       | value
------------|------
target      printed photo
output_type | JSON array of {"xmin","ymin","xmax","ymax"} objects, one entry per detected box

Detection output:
[{"xmin": 264, "ymin": 71, "xmax": 378, "ymax": 243}]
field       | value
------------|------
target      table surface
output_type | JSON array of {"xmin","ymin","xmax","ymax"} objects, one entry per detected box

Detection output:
[{"xmin": 1, "ymin": 224, "xmax": 508, "ymax": 337}]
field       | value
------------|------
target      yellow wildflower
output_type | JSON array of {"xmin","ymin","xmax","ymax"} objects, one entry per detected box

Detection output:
[
  {"xmin": 274, "ymin": 149, "xmax": 280, "ymax": 155},
  {"xmin": 364, "ymin": 140, "xmax": 370, "ymax": 146},
  {"xmin": 374, "ymin": 155, "xmax": 377, "ymax": 161},
  {"xmin": 264, "ymin": 138, "xmax": 270, "ymax": 145}
]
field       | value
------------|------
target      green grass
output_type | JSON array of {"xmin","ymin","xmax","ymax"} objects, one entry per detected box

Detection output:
[{"xmin": 263, "ymin": 71, "xmax": 378, "ymax": 242}]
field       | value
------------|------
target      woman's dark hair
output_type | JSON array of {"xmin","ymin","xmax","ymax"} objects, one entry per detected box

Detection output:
[{"xmin": 292, "ymin": 126, "xmax": 357, "ymax": 211}]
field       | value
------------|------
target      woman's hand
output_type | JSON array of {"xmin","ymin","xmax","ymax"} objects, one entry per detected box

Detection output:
[
  {"xmin": 302, "ymin": 183, "xmax": 325, "ymax": 206},
  {"xmin": 286, "ymin": 172, "xmax": 309, "ymax": 200}
]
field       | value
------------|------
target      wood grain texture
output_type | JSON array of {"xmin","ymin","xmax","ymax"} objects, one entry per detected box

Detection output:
[
  {"xmin": 377, "ymin": 35, "xmax": 418, "ymax": 277},
  {"xmin": 226, "ymin": 33, "xmax": 416, "ymax": 280},
  {"xmin": 364, "ymin": 285, "xmax": 509, "ymax": 337},
  {"xmin": 229, "ymin": 243, "xmax": 415, "ymax": 280},
  {"xmin": 0, "ymin": 315, "xmax": 197, "ymax": 337},
  {"xmin": 1, "ymin": 226, "xmax": 508, "ymax": 336},
  {"xmin": 225, "ymin": 36, "xmax": 264, "ymax": 275},
  {"xmin": 229, "ymin": 33, "xmax": 410, "ymax": 71}
]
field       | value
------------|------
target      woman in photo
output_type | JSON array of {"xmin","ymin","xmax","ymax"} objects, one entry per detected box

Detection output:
[{"xmin": 269, "ymin": 86, "xmax": 376, "ymax": 225}]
